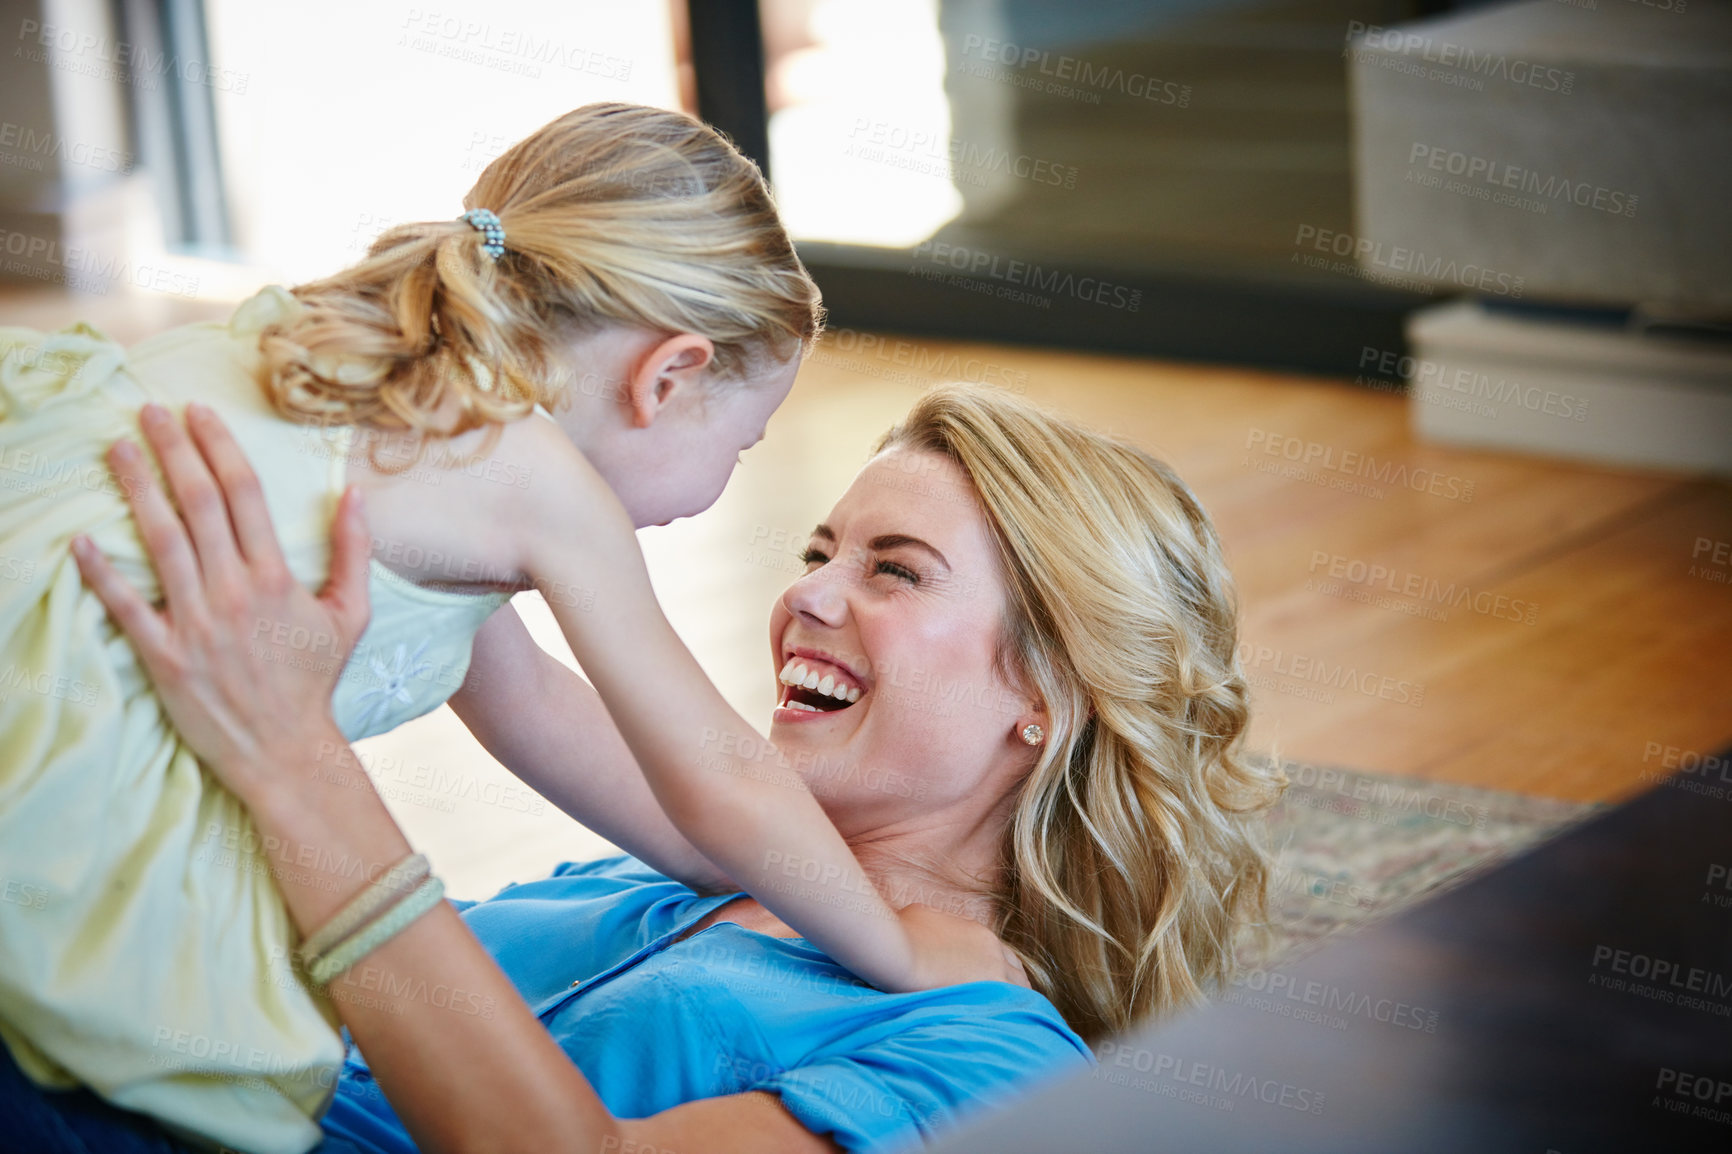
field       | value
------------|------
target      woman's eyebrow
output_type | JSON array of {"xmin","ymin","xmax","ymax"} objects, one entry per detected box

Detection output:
[
  {"xmin": 811, "ymin": 525, "xmax": 950, "ymax": 571},
  {"xmin": 870, "ymin": 534, "xmax": 951, "ymax": 570}
]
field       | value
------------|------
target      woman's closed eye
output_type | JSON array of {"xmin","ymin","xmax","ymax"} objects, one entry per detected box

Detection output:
[{"xmin": 798, "ymin": 547, "xmax": 919, "ymax": 584}]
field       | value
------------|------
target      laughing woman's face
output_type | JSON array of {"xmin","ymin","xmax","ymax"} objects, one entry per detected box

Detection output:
[{"xmin": 766, "ymin": 447, "xmax": 1043, "ymax": 839}]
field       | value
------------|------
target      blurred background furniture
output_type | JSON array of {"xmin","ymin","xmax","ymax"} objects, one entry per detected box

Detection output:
[{"xmin": 1348, "ymin": 0, "xmax": 1732, "ymax": 472}]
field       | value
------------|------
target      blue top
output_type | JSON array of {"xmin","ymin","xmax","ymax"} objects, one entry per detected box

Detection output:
[{"xmin": 317, "ymin": 855, "xmax": 1094, "ymax": 1154}]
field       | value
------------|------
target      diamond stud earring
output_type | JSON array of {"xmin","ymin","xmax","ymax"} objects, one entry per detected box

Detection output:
[{"xmin": 1020, "ymin": 723, "xmax": 1044, "ymax": 746}]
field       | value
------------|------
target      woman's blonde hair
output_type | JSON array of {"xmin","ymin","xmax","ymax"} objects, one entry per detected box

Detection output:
[
  {"xmin": 872, "ymin": 384, "xmax": 1286, "ymax": 1045},
  {"xmin": 259, "ymin": 102, "xmax": 823, "ymax": 447}
]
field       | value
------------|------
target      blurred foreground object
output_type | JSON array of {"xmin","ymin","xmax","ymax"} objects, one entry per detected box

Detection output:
[{"xmin": 931, "ymin": 751, "xmax": 1732, "ymax": 1152}]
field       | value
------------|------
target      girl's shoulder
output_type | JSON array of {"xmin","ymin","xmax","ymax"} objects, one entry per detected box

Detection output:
[{"xmin": 342, "ymin": 410, "xmax": 583, "ymax": 593}]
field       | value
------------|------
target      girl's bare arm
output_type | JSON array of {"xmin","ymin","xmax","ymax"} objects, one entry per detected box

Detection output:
[
  {"xmin": 449, "ymin": 604, "xmax": 734, "ymax": 894},
  {"xmin": 492, "ymin": 418, "xmax": 1018, "ymax": 992},
  {"xmin": 354, "ymin": 412, "xmax": 1014, "ymax": 992},
  {"xmin": 347, "ymin": 416, "xmax": 733, "ymax": 893}
]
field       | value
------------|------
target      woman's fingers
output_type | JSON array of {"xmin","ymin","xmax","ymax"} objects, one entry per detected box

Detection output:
[
  {"xmin": 106, "ymin": 437, "xmax": 204, "ymax": 618},
  {"xmin": 75, "ymin": 412, "xmax": 373, "ymax": 793},
  {"xmin": 184, "ymin": 402, "xmax": 291, "ymax": 579},
  {"xmin": 137, "ymin": 403, "xmax": 244, "ymax": 586},
  {"xmin": 321, "ymin": 485, "xmax": 374, "ymax": 651},
  {"xmin": 69, "ymin": 534, "xmax": 171, "ymax": 657}
]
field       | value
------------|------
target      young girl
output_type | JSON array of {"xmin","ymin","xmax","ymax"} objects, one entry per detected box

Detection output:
[{"xmin": 0, "ymin": 103, "xmax": 1015, "ymax": 1154}]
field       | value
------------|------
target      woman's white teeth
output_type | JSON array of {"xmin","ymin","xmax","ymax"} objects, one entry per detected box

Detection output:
[
  {"xmin": 786, "ymin": 700, "xmax": 821, "ymax": 712},
  {"xmin": 777, "ymin": 658, "xmax": 861, "ymax": 704}
]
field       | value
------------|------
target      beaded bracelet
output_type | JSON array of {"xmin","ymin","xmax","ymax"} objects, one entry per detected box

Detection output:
[
  {"xmin": 308, "ymin": 876, "xmax": 447, "ymax": 987},
  {"xmin": 296, "ymin": 852, "xmax": 429, "ymax": 969}
]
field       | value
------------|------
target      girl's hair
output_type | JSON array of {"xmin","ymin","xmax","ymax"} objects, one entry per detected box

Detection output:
[
  {"xmin": 258, "ymin": 102, "xmax": 823, "ymax": 445},
  {"xmin": 871, "ymin": 384, "xmax": 1286, "ymax": 1045}
]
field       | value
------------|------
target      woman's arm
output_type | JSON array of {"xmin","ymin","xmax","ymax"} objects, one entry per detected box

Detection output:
[
  {"xmin": 74, "ymin": 405, "xmax": 614, "ymax": 1152},
  {"xmin": 449, "ymin": 605, "xmax": 733, "ymax": 893},
  {"xmin": 232, "ymin": 730, "xmax": 833, "ymax": 1154},
  {"xmin": 73, "ymin": 403, "xmax": 838, "ymax": 1154},
  {"xmin": 623, "ymin": 1093, "xmax": 843, "ymax": 1154}
]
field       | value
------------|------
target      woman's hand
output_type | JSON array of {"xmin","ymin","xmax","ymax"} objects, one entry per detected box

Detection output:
[
  {"xmin": 898, "ymin": 903, "xmax": 1031, "ymax": 990},
  {"xmin": 67, "ymin": 402, "xmax": 629, "ymax": 1151},
  {"xmin": 70, "ymin": 401, "xmax": 372, "ymax": 802}
]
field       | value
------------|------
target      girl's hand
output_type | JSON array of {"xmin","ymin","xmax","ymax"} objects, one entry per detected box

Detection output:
[
  {"xmin": 896, "ymin": 902, "xmax": 1030, "ymax": 990},
  {"xmin": 70, "ymin": 401, "xmax": 373, "ymax": 801}
]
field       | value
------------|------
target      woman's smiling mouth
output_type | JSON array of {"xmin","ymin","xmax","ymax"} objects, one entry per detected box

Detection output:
[{"xmin": 773, "ymin": 655, "xmax": 864, "ymax": 720}]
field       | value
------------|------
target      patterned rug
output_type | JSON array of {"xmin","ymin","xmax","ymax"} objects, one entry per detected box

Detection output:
[{"xmin": 1237, "ymin": 758, "xmax": 1606, "ymax": 972}]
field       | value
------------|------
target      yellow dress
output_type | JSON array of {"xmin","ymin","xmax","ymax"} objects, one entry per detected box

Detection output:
[{"xmin": 0, "ymin": 286, "xmax": 511, "ymax": 1154}]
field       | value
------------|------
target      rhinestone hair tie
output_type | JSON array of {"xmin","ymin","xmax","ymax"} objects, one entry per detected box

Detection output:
[{"xmin": 458, "ymin": 208, "xmax": 506, "ymax": 259}]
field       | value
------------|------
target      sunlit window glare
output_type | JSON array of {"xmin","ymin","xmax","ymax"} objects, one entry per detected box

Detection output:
[
  {"xmin": 203, "ymin": 0, "xmax": 682, "ymax": 284},
  {"xmin": 766, "ymin": 0, "xmax": 959, "ymax": 249}
]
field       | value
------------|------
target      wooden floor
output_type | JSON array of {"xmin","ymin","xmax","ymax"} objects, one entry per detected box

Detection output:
[{"xmin": 6, "ymin": 284, "xmax": 1729, "ymax": 894}]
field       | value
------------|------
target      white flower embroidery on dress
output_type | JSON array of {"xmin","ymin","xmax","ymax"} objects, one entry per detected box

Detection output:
[{"xmin": 351, "ymin": 637, "xmax": 434, "ymax": 734}]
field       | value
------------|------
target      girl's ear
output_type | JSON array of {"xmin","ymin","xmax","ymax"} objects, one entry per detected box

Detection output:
[{"xmin": 624, "ymin": 333, "xmax": 716, "ymax": 429}]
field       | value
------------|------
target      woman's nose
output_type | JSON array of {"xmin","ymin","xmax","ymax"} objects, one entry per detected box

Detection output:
[{"xmin": 782, "ymin": 550, "xmax": 856, "ymax": 625}]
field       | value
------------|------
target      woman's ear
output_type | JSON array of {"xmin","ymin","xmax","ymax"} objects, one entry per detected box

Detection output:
[{"xmin": 623, "ymin": 333, "xmax": 716, "ymax": 429}]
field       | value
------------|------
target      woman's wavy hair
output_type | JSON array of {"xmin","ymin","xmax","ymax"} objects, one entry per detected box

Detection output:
[
  {"xmin": 258, "ymin": 102, "xmax": 823, "ymax": 452},
  {"xmin": 871, "ymin": 384, "xmax": 1287, "ymax": 1045}
]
